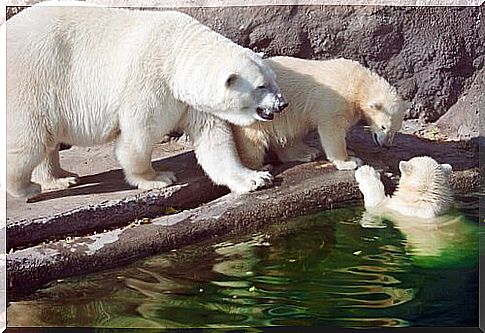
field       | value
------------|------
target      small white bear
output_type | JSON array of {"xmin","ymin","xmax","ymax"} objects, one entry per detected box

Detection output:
[
  {"xmin": 232, "ymin": 57, "xmax": 406, "ymax": 171},
  {"xmin": 355, "ymin": 156, "xmax": 454, "ymax": 219}
]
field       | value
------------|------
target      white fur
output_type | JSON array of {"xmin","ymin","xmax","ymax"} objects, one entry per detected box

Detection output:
[
  {"xmin": 355, "ymin": 156, "xmax": 454, "ymax": 219},
  {"xmin": 232, "ymin": 57, "xmax": 405, "ymax": 170},
  {"xmin": 6, "ymin": 4, "xmax": 284, "ymax": 198}
]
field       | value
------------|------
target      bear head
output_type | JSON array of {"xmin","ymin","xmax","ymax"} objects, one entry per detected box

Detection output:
[
  {"xmin": 171, "ymin": 48, "xmax": 287, "ymax": 127},
  {"xmin": 361, "ymin": 78, "xmax": 406, "ymax": 148},
  {"xmin": 398, "ymin": 156, "xmax": 453, "ymax": 195}
]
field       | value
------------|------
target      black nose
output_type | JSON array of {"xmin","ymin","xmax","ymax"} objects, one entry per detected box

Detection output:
[{"xmin": 277, "ymin": 100, "xmax": 289, "ymax": 112}]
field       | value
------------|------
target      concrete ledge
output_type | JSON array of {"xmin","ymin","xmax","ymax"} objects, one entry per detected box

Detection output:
[
  {"xmin": 7, "ymin": 162, "xmax": 228, "ymax": 250},
  {"xmin": 7, "ymin": 147, "xmax": 229, "ymax": 250}
]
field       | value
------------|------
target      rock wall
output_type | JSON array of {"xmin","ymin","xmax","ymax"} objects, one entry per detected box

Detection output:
[
  {"xmin": 6, "ymin": 5, "xmax": 484, "ymax": 132},
  {"xmin": 179, "ymin": 5, "xmax": 483, "ymax": 126}
]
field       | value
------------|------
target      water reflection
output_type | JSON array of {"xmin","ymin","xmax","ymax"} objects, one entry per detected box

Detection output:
[
  {"xmin": 359, "ymin": 209, "xmax": 478, "ymax": 268},
  {"xmin": 7, "ymin": 202, "xmax": 479, "ymax": 328}
]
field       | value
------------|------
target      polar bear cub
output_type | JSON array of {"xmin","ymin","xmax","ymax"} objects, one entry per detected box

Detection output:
[
  {"xmin": 6, "ymin": 4, "xmax": 287, "ymax": 198},
  {"xmin": 355, "ymin": 156, "xmax": 453, "ymax": 219},
  {"xmin": 232, "ymin": 57, "xmax": 405, "ymax": 170}
]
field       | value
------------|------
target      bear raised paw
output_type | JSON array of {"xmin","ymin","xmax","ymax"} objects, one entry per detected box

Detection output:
[
  {"xmin": 355, "ymin": 156, "xmax": 454, "ymax": 219},
  {"xmin": 232, "ymin": 57, "xmax": 405, "ymax": 171},
  {"xmin": 6, "ymin": 3, "xmax": 287, "ymax": 199}
]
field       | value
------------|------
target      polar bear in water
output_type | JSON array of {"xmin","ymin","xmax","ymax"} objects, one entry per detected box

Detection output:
[
  {"xmin": 355, "ymin": 157, "xmax": 478, "ymax": 269},
  {"xmin": 355, "ymin": 156, "xmax": 453, "ymax": 219},
  {"xmin": 6, "ymin": 3, "xmax": 287, "ymax": 199}
]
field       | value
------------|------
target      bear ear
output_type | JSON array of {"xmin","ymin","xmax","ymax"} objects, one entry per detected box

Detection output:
[
  {"xmin": 225, "ymin": 73, "xmax": 239, "ymax": 88},
  {"xmin": 369, "ymin": 102, "xmax": 382, "ymax": 111},
  {"xmin": 399, "ymin": 160, "xmax": 412, "ymax": 175},
  {"xmin": 440, "ymin": 163, "xmax": 453, "ymax": 175}
]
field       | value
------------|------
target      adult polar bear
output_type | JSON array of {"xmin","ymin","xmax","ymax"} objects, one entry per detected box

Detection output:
[
  {"xmin": 6, "ymin": 3, "xmax": 287, "ymax": 198},
  {"xmin": 232, "ymin": 57, "xmax": 405, "ymax": 170}
]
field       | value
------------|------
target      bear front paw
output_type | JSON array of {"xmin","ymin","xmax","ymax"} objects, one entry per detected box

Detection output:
[
  {"xmin": 229, "ymin": 170, "xmax": 273, "ymax": 193},
  {"xmin": 333, "ymin": 156, "xmax": 363, "ymax": 170},
  {"xmin": 354, "ymin": 165, "xmax": 380, "ymax": 184},
  {"xmin": 40, "ymin": 176, "xmax": 79, "ymax": 191},
  {"xmin": 136, "ymin": 171, "xmax": 177, "ymax": 190}
]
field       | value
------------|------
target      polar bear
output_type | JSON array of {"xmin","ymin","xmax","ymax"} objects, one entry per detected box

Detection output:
[
  {"xmin": 355, "ymin": 156, "xmax": 454, "ymax": 219},
  {"xmin": 232, "ymin": 57, "xmax": 405, "ymax": 170},
  {"xmin": 6, "ymin": 4, "xmax": 288, "ymax": 199},
  {"xmin": 355, "ymin": 157, "xmax": 478, "ymax": 269}
]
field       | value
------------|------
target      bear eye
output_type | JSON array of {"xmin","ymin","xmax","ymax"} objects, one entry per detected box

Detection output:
[
  {"xmin": 257, "ymin": 85, "xmax": 266, "ymax": 90},
  {"xmin": 381, "ymin": 125, "xmax": 387, "ymax": 131}
]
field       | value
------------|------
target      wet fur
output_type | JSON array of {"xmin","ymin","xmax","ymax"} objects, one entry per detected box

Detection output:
[{"xmin": 355, "ymin": 156, "xmax": 453, "ymax": 219}]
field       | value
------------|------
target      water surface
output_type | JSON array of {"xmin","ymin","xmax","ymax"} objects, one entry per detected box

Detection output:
[{"xmin": 8, "ymin": 194, "xmax": 481, "ymax": 328}]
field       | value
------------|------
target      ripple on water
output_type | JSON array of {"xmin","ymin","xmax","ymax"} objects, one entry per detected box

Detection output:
[{"xmin": 7, "ymin": 199, "xmax": 480, "ymax": 328}]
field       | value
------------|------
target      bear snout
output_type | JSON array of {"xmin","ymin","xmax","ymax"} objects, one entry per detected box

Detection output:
[
  {"xmin": 276, "ymin": 98, "xmax": 289, "ymax": 113},
  {"xmin": 373, "ymin": 132, "xmax": 392, "ymax": 148},
  {"xmin": 256, "ymin": 107, "xmax": 275, "ymax": 121}
]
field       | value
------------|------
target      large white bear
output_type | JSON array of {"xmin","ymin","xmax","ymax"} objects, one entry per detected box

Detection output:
[
  {"xmin": 232, "ymin": 57, "xmax": 405, "ymax": 170},
  {"xmin": 6, "ymin": 3, "xmax": 288, "ymax": 198}
]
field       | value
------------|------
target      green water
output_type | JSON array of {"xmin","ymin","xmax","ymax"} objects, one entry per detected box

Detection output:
[{"xmin": 8, "ymin": 194, "xmax": 481, "ymax": 328}]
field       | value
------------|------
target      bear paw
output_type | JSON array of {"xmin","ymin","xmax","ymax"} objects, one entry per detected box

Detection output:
[
  {"xmin": 9, "ymin": 182, "xmax": 42, "ymax": 199},
  {"xmin": 136, "ymin": 171, "xmax": 177, "ymax": 190},
  {"xmin": 333, "ymin": 157, "xmax": 363, "ymax": 170},
  {"xmin": 40, "ymin": 176, "xmax": 79, "ymax": 191},
  {"xmin": 229, "ymin": 170, "xmax": 273, "ymax": 193},
  {"xmin": 354, "ymin": 165, "xmax": 380, "ymax": 184}
]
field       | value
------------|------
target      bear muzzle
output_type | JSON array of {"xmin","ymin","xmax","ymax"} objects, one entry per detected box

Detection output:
[
  {"xmin": 256, "ymin": 107, "xmax": 276, "ymax": 121},
  {"xmin": 276, "ymin": 98, "xmax": 289, "ymax": 113},
  {"xmin": 255, "ymin": 94, "xmax": 288, "ymax": 121},
  {"xmin": 373, "ymin": 132, "xmax": 394, "ymax": 148}
]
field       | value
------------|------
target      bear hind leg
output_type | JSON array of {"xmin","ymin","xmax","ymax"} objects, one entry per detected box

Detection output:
[
  {"xmin": 274, "ymin": 140, "xmax": 321, "ymax": 163},
  {"xmin": 32, "ymin": 144, "xmax": 79, "ymax": 191},
  {"xmin": 7, "ymin": 145, "xmax": 44, "ymax": 198}
]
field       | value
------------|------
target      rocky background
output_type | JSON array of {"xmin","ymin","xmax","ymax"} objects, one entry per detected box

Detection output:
[{"xmin": 6, "ymin": 5, "xmax": 484, "ymax": 139}]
